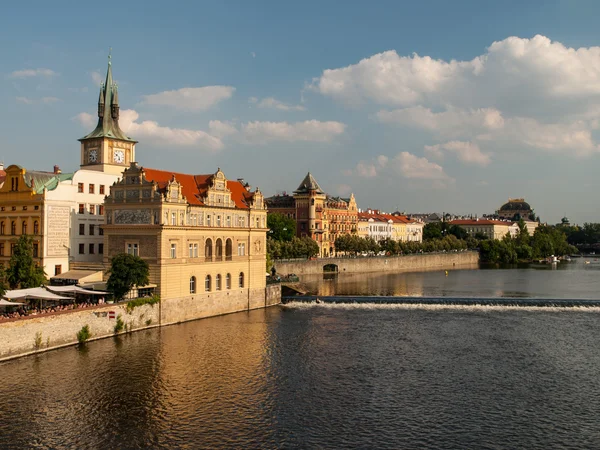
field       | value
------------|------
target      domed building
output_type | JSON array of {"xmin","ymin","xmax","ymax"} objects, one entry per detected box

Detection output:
[{"xmin": 496, "ymin": 198, "xmax": 535, "ymax": 221}]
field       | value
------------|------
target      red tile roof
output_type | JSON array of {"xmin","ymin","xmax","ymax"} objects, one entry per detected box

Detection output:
[
  {"xmin": 450, "ymin": 219, "xmax": 512, "ymax": 226},
  {"xmin": 358, "ymin": 211, "xmax": 418, "ymax": 224},
  {"xmin": 143, "ymin": 168, "xmax": 252, "ymax": 209}
]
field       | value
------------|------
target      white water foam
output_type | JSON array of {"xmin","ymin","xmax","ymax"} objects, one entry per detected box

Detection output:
[{"xmin": 282, "ymin": 301, "xmax": 600, "ymax": 313}]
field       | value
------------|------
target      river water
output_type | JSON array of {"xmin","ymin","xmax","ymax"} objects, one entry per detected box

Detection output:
[{"xmin": 1, "ymin": 258, "xmax": 600, "ymax": 449}]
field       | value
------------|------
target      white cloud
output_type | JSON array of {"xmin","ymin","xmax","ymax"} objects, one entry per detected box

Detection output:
[
  {"xmin": 392, "ymin": 152, "xmax": 454, "ymax": 186},
  {"xmin": 16, "ymin": 96, "xmax": 60, "ymax": 105},
  {"xmin": 90, "ymin": 71, "xmax": 103, "ymax": 85},
  {"xmin": 313, "ymin": 35, "xmax": 600, "ymax": 160},
  {"xmin": 10, "ymin": 68, "xmax": 57, "ymax": 79},
  {"xmin": 75, "ymin": 113, "xmax": 344, "ymax": 149},
  {"xmin": 140, "ymin": 86, "xmax": 235, "ymax": 111},
  {"xmin": 250, "ymin": 51, "xmax": 256, "ymax": 58},
  {"xmin": 241, "ymin": 120, "xmax": 345, "ymax": 144},
  {"xmin": 75, "ymin": 109, "xmax": 224, "ymax": 151},
  {"xmin": 493, "ymin": 117, "xmax": 599, "ymax": 155},
  {"xmin": 208, "ymin": 120, "xmax": 238, "ymax": 138},
  {"xmin": 256, "ymin": 97, "xmax": 306, "ymax": 111},
  {"xmin": 377, "ymin": 106, "xmax": 504, "ymax": 138},
  {"xmin": 336, "ymin": 184, "xmax": 352, "ymax": 196},
  {"xmin": 348, "ymin": 152, "xmax": 453, "ymax": 188},
  {"xmin": 74, "ymin": 112, "xmax": 96, "ymax": 128},
  {"xmin": 313, "ymin": 35, "xmax": 600, "ymax": 115},
  {"xmin": 41, "ymin": 96, "xmax": 60, "ymax": 104},
  {"xmin": 424, "ymin": 141, "xmax": 491, "ymax": 166},
  {"xmin": 16, "ymin": 97, "xmax": 33, "ymax": 105},
  {"xmin": 353, "ymin": 154, "xmax": 389, "ymax": 178},
  {"xmin": 248, "ymin": 97, "xmax": 258, "ymax": 104}
]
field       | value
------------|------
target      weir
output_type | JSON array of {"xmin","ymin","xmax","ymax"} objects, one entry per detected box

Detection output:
[{"xmin": 283, "ymin": 295, "xmax": 600, "ymax": 308}]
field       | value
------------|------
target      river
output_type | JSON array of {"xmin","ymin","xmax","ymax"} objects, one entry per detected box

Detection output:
[{"xmin": 1, "ymin": 258, "xmax": 600, "ymax": 449}]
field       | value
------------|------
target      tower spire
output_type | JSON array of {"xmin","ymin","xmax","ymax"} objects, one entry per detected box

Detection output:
[{"xmin": 79, "ymin": 50, "xmax": 135, "ymax": 143}]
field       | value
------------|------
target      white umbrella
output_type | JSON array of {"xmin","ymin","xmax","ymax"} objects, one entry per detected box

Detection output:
[{"xmin": 0, "ymin": 299, "xmax": 24, "ymax": 306}]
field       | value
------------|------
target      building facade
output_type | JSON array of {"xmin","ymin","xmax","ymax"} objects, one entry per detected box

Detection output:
[
  {"xmin": 450, "ymin": 219, "xmax": 518, "ymax": 240},
  {"xmin": 496, "ymin": 198, "xmax": 534, "ymax": 221},
  {"xmin": 0, "ymin": 164, "xmax": 73, "ymax": 275},
  {"xmin": 266, "ymin": 172, "xmax": 358, "ymax": 257},
  {"xmin": 357, "ymin": 210, "xmax": 424, "ymax": 243},
  {"xmin": 103, "ymin": 163, "xmax": 268, "ymax": 301}
]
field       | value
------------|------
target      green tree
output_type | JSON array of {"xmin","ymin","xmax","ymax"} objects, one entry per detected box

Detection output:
[
  {"xmin": 448, "ymin": 225, "xmax": 468, "ymax": 240},
  {"xmin": 515, "ymin": 219, "xmax": 530, "ymax": 246},
  {"xmin": 423, "ymin": 222, "xmax": 443, "ymax": 241},
  {"xmin": 267, "ymin": 213, "xmax": 296, "ymax": 241},
  {"xmin": 6, "ymin": 235, "xmax": 46, "ymax": 289},
  {"xmin": 106, "ymin": 253, "xmax": 150, "ymax": 301}
]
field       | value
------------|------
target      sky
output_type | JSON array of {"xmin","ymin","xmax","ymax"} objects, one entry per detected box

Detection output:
[{"xmin": 2, "ymin": 0, "xmax": 600, "ymax": 224}]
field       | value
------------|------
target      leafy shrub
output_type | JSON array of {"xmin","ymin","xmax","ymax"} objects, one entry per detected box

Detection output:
[
  {"xmin": 114, "ymin": 315, "xmax": 124, "ymax": 334},
  {"xmin": 126, "ymin": 294, "xmax": 160, "ymax": 314},
  {"xmin": 77, "ymin": 325, "xmax": 91, "ymax": 344}
]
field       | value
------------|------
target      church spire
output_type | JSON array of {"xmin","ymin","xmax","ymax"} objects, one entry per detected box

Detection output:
[{"xmin": 80, "ymin": 50, "xmax": 136, "ymax": 143}]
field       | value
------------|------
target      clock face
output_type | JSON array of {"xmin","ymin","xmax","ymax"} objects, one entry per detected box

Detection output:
[
  {"xmin": 88, "ymin": 149, "xmax": 98, "ymax": 163},
  {"xmin": 113, "ymin": 150, "xmax": 125, "ymax": 164}
]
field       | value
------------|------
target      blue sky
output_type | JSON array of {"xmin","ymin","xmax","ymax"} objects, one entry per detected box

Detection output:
[{"xmin": 2, "ymin": 0, "xmax": 600, "ymax": 224}]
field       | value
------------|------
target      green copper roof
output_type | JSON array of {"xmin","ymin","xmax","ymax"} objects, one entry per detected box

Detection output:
[
  {"xmin": 24, "ymin": 171, "xmax": 74, "ymax": 193},
  {"xmin": 80, "ymin": 53, "xmax": 136, "ymax": 143}
]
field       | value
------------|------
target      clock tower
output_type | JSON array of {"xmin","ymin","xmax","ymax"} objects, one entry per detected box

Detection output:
[{"xmin": 79, "ymin": 53, "xmax": 137, "ymax": 175}]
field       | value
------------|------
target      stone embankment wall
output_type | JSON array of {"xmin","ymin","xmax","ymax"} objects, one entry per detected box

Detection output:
[
  {"xmin": 274, "ymin": 251, "xmax": 479, "ymax": 276},
  {"xmin": 160, "ymin": 284, "xmax": 281, "ymax": 325},
  {"xmin": 0, "ymin": 302, "xmax": 160, "ymax": 361},
  {"xmin": 0, "ymin": 284, "xmax": 281, "ymax": 361}
]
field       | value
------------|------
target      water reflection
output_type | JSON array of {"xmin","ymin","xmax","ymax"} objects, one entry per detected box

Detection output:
[
  {"xmin": 302, "ymin": 260, "xmax": 600, "ymax": 299},
  {"xmin": 1, "ymin": 262, "xmax": 600, "ymax": 448}
]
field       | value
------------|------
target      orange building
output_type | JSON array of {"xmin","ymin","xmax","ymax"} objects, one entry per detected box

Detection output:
[{"xmin": 266, "ymin": 172, "xmax": 358, "ymax": 257}]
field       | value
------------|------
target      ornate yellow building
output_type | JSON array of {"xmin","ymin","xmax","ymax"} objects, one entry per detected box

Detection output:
[
  {"xmin": 103, "ymin": 163, "xmax": 268, "ymax": 302},
  {"xmin": 0, "ymin": 164, "xmax": 74, "ymax": 275}
]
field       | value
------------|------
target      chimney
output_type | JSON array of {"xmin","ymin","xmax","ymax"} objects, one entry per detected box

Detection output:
[{"xmin": 53, "ymin": 165, "xmax": 61, "ymax": 174}]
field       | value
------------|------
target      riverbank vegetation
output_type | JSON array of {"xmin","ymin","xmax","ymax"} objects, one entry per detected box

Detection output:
[
  {"xmin": 266, "ymin": 213, "xmax": 319, "ymax": 263},
  {"xmin": 106, "ymin": 254, "xmax": 150, "ymax": 301},
  {"xmin": 0, "ymin": 236, "xmax": 47, "ymax": 293}
]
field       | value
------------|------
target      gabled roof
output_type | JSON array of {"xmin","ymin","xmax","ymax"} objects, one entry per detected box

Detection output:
[
  {"xmin": 143, "ymin": 168, "xmax": 252, "ymax": 209},
  {"xmin": 294, "ymin": 172, "xmax": 324, "ymax": 194}
]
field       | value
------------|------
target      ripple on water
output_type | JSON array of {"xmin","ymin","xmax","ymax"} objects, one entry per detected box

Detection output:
[{"xmin": 1, "ymin": 304, "xmax": 600, "ymax": 448}]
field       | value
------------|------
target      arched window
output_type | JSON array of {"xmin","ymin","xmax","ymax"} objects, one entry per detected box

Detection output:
[
  {"xmin": 0, "ymin": 222, "xmax": 4, "ymax": 235},
  {"xmin": 11, "ymin": 221, "xmax": 16, "ymax": 235},
  {"xmin": 33, "ymin": 221, "xmax": 39, "ymax": 234},
  {"xmin": 190, "ymin": 276, "xmax": 196, "ymax": 294},
  {"xmin": 225, "ymin": 239, "xmax": 232, "ymax": 261},
  {"xmin": 216, "ymin": 274, "xmax": 222, "ymax": 291},
  {"xmin": 226, "ymin": 273, "xmax": 231, "ymax": 290},
  {"xmin": 205, "ymin": 238, "xmax": 213, "ymax": 262},
  {"xmin": 215, "ymin": 239, "xmax": 223, "ymax": 261},
  {"xmin": 205, "ymin": 275, "xmax": 211, "ymax": 292},
  {"xmin": 239, "ymin": 272, "xmax": 244, "ymax": 288},
  {"xmin": 22, "ymin": 221, "xmax": 27, "ymax": 235}
]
